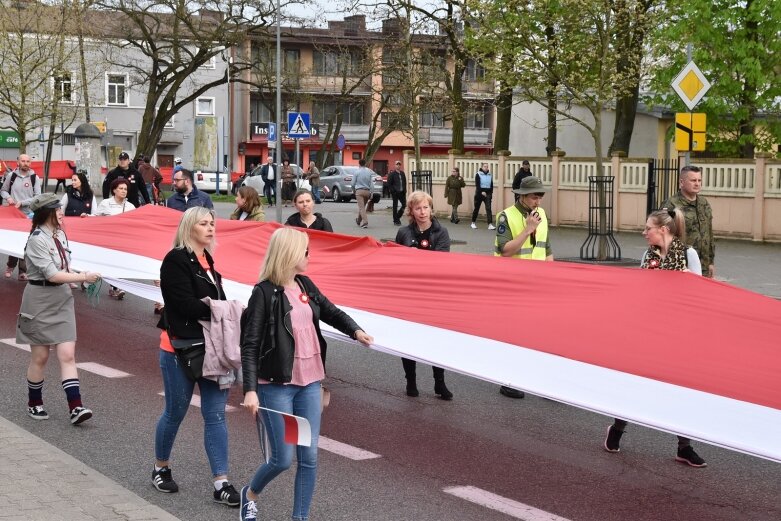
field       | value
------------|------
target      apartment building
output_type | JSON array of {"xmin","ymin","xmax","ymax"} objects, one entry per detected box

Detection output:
[{"xmin": 232, "ymin": 15, "xmax": 496, "ymax": 177}]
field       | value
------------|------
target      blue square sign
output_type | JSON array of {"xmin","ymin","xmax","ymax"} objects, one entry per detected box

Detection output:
[{"xmin": 287, "ymin": 112, "xmax": 311, "ymax": 138}]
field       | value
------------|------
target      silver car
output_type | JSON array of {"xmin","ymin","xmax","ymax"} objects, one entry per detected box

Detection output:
[{"xmin": 320, "ymin": 166, "xmax": 383, "ymax": 203}]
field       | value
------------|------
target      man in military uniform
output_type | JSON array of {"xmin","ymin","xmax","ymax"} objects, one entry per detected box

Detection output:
[
  {"xmin": 493, "ymin": 176, "xmax": 553, "ymax": 399},
  {"xmin": 661, "ymin": 165, "xmax": 714, "ymax": 278}
]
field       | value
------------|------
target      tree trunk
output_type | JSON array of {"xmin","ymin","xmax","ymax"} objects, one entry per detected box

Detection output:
[
  {"xmin": 609, "ymin": 87, "xmax": 639, "ymax": 156},
  {"xmin": 545, "ymin": 22, "xmax": 558, "ymax": 156},
  {"xmin": 494, "ymin": 84, "xmax": 512, "ymax": 152},
  {"xmin": 450, "ymin": 63, "xmax": 465, "ymax": 153}
]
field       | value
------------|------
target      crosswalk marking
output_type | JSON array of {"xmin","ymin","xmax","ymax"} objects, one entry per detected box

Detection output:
[
  {"xmin": 444, "ymin": 486, "xmax": 572, "ymax": 521},
  {"xmin": 157, "ymin": 392, "xmax": 237, "ymax": 412},
  {"xmin": 318, "ymin": 436, "xmax": 382, "ymax": 460},
  {"xmin": 0, "ymin": 338, "xmax": 30, "ymax": 352},
  {"xmin": 76, "ymin": 362, "xmax": 132, "ymax": 378}
]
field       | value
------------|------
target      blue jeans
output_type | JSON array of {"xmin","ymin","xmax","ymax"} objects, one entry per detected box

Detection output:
[
  {"xmin": 250, "ymin": 381, "xmax": 321, "ymax": 521},
  {"xmin": 312, "ymin": 186, "xmax": 322, "ymax": 204},
  {"xmin": 155, "ymin": 350, "xmax": 230, "ymax": 477}
]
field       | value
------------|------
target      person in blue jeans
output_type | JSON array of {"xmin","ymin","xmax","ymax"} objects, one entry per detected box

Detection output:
[
  {"xmin": 152, "ymin": 206, "xmax": 241, "ymax": 507},
  {"xmin": 239, "ymin": 228, "xmax": 373, "ymax": 521}
]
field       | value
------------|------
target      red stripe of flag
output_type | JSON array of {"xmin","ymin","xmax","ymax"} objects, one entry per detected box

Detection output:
[{"xmin": 283, "ymin": 414, "xmax": 299, "ymax": 445}]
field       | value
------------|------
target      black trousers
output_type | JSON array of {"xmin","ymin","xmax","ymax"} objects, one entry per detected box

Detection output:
[
  {"xmin": 402, "ymin": 358, "xmax": 444, "ymax": 381},
  {"xmin": 391, "ymin": 191, "xmax": 406, "ymax": 223},
  {"xmin": 263, "ymin": 180, "xmax": 276, "ymax": 205},
  {"xmin": 472, "ymin": 190, "xmax": 493, "ymax": 224}
]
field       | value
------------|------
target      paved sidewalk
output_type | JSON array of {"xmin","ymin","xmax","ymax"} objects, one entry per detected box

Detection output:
[{"xmin": 0, "ymin": 416, "xmax": 180, "ymax": 521}]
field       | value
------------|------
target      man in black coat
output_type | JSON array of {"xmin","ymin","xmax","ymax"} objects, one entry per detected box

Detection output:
[
  {"xmin": 511, "ymin": 160, "xmax": 533, "ymax": 202},
  {"xmin": 102, "ymin": 151, "xmax": 150, "ymax": 207},
  {"xmin": 259, "ymin": 157, "xmax": 276, "ymax": 206},
  {"xmin": 387, "ymin": 160, "xmax": 407, "ymax": 225}
]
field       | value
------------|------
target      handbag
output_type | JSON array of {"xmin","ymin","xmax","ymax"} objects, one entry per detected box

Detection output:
[{"xmin": 170, "ymin": 337, "xmax": 206, "ymax": 381}]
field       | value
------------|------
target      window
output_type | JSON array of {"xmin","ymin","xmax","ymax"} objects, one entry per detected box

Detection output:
[
  {"xmin": 164, "ymin": 116, "xmax": 175, "ymax": 129},
  {"xmin": 53, "ymin": 72, "xmax": 72, "ymax": 103},
  {"xmin": 196, "ymin": 97, "xmax": 215, "ymax": 116},
  {"xmin": 465, "ymin": 105, "xmax": 489, "ymax": 128},
  {"xmin": 106, "ymin": 74, "xmax": 127, "ymax": 105},
  {"xmin": 464, "ymin": 59, "xmax": 485, "ymax": 82},
  {"xmin": 54, "ymin": 133, "xmax": 76, "ymax": 145},
  {"xmin": 200, "ymin": 56, "xmax": 216, "ymax": 69},
  {"xmin": 312, "ymin": 101, "xmax": 366, "ymax": 125},
  {"xmin": 420, "ymin": 110, "xmax": 445, "ymax": 128},
  {"xmin": 381, "ymin": 111, "xmax": 410, "ymax": 130},
  {"xmin": 313, "ymin": 49, "xmax": 362, "ymax": 76},
  {"xmin": 250, "ymin": 98, "xmax": 296, "ymax": 122},
  {"xmin": 252, "ymin": 46, "xmax": 300, "ymax": 76}
]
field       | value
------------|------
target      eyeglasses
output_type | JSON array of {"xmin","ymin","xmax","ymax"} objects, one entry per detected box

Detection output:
[{"xmin": 172, "ymin": 177, "xmax": 184, "ymax": 182}]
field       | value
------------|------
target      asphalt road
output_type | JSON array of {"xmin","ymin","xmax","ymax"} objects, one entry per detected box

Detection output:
[{"xmin": 1, "ymin": 199, "xmax": 780, "ymax": 520}]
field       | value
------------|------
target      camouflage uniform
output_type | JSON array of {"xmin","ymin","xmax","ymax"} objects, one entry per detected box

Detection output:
[{"xmin": 661, "ymin": 192, "xmax": 714, "ymax": 276}]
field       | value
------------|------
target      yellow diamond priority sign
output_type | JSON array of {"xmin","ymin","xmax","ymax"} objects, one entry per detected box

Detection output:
[{"xmin": 671, "ymin": 61, "xmax": 711, "ymax": 111}]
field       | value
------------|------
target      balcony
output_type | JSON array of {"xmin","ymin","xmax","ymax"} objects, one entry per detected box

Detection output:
[
  {"xmin": 159, "ymin": 130, "xmax": 184, "ymax": 145},
  {"xmin": 426, "ymin": 127, "xmax": 492, "ymax": 145}
]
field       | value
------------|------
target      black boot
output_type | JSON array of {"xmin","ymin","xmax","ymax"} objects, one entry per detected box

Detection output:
[
  {"xmin": 434, "ymin": 379, "xmax": 453, "ymax": 400},
  {"xmin": 402, "ymin": 358, "xmax": 419, "ymax": 397}
]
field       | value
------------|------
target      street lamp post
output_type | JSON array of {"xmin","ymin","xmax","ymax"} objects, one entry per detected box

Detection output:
[{"xmin": 275, "ymin": 0, "xmax": 282, "ymax": 223}]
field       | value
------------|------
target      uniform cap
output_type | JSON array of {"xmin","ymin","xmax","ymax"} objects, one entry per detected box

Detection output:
[
  {"xmin": 513, "ymin": 176, "xmax": 549, "ymax": 195},
  {"xmin": 118, "ymin": 152, "xmax": 130, "ymax": 160},
  {"xmin": 29, "ymin": 193, "xmax": 62, "ymax": 212}
]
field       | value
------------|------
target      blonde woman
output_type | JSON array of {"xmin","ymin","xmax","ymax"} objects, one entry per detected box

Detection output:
[{"xmin": 239, "ymin": 228, "xmax": 373, "ymax": 521}]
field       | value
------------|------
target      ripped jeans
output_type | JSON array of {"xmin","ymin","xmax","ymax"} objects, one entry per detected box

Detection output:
[{"xmin": 155, "ymin": 350, "xmax": 230, "ymax": 477}]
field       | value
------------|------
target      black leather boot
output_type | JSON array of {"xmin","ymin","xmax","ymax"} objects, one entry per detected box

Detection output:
[
  {"xmin": 433, "ymin": 367, "xmax": 453, "ymax": 400},
  {"xmin": 402, "ymin": 358, "xmax": 419, "ymax": 397},
  {"xmin": 406, "ymin": 378, "xmax": 419, "ymax": 397}
]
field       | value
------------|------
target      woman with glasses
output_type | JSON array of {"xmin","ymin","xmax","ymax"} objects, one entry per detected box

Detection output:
[
  {"xmin": 603, "ymin": 208, "xmax": 706, "ymax": 467},
  {"xmin": 394, "ymin": 191, "xmax": 454, "ymax": 400},
  {"xmin": 239, "ymin": 228, "xmax": 373, "ymax": 521}
]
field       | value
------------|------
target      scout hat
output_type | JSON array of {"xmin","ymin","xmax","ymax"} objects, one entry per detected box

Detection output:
[
  {"xmin": 513, "ymin": 176, "xmax": 549, "ymax": 195},
  {"xmin": 29, "ymin": 193, "xmax": 62, "ymax": 212}
]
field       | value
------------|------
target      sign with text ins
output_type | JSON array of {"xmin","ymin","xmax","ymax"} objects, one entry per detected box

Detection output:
[
  {"xmin": 250, "ymin": 122, "xmax": 320, "ymax": 139},
  {"xmin": 0, "ymin": 130, "xmax": 20, "ymax": 149},
  {"xmin": 287, "ymin": 112, "xmax": 310, "ymax": 138}
]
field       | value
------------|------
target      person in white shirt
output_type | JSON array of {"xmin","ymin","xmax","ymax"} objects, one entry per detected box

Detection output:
[{"xmin": 95, "ymin": 177, "xmax": 136, "ymax": 299}]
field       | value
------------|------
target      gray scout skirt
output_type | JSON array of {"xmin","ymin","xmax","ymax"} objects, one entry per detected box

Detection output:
[{"xmin": 16, "ymin": 283, "xmax": 76, "ymax": 345}]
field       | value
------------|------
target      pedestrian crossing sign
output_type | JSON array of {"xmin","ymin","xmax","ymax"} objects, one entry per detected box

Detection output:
[{"xmin": 287, "ymin": 112, "xmax": 311, "ymax": 139}]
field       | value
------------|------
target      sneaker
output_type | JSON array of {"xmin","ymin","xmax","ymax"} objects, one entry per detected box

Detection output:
[
  {"xmin": 499, "ymin": 385, "xmax": 525, "ymax": 399},
  {"xmin": 240, "ymin": 486, "xmax": 258, "ymax": 521},
  {"xmin": 360, "ymin": 223, "xmax": 368, "ymax": 228},
  {"xmin": 488, "ymin": 223, "xmax": 496, "ymax": 230},
  {"xmin": 604, "ymin": 425, "xmax": 622, "ymax": 453},
  {"xmin": 27, "ymin": 405, "xmax": 49, "ymax": 420},
  {"xmin": 470, "ymin": 222, "xmax": 477, "ymax": 229},
  {"xmin": 4, "ymin": 267, "xmax": 12, "ymax": 278},
  {"xmin": 70, "ymin": 406, "xmax": 92, "ymax": 425},
  {"xmin": 152, "ymin": 466, "xmax": 179, "ymax": 493},
  {"xmin": 676, "ymin": 445, "xmax": 707, "ymax": 468},
  {"xmin": 17, "ymin": 272, "xmax": 28, "ymax": 281},
  {"xmin": 213, "ymin": 482, "xmax": 240, "ymax": 507}
]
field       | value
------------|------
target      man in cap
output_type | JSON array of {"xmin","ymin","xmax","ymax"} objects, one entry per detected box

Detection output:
[
  {"xmin": 387, "ymin": 160, "xmax": 407, "ymax": 225},
  {"xmin": 512, "ymin": 160, "xmax": 533, "ymax": 202},
  {"xmin": 661, "ymin": 165, "xmax": 714, "ymax": 277},
  {"xmin": 173, "ymin": 157, "xmax": 184, "ymax": 175},
  {"xmin": 493, "ymin": 175, "xmax": 553, "ymax": 399},
  {"xmin": 2, "ymin": 154, "xmax": 41, "ymax": 280},
  {"xmin": 103, "ymin": 151, "xmax": 150, "ymax": 207}
]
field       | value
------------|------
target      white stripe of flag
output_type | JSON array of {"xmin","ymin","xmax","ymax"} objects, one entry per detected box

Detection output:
[{"xmin": 259, "ymin": 406, "xmax": 312, "ymax": 447}]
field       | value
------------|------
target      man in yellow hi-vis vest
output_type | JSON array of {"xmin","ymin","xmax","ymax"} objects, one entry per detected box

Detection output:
[{"xmin": 493, "ymin": 176, "xmax": 553, "ymax": 399}]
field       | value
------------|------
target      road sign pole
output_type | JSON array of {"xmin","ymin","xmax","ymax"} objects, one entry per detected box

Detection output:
[
  {"xmin": 684, "ymin": 44, "xmax": 693, "ymax": 168},
  {"xmin": 295, "ymin": 138, "xmax": 300, "ymax": 186}
]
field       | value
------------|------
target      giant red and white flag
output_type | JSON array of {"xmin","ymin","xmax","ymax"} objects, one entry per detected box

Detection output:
[{"xmin": 1, "ymin": 205, "xmax": 779, "ymax": 462}]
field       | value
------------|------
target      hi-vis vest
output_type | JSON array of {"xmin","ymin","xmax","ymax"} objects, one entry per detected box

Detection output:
[{"xmin": 494, "ymin": 205, "xmax": 549, "ymax": 260}]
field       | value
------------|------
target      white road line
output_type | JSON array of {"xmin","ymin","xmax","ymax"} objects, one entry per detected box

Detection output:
[
  {"xmin": 443, "ymin": 486, "xmax": 572, "ymax": 521},
  {"xmin": 76, "ymin": 362, "xmax": 132, "ymax": 378},
  {"xmin": 318, "ymin": 436, "xmax": 381, "ymax": 460},
  {"xmin": 0, "ymin": 338, "xmax": 30, "ymax": 352},
  {"xmin": 157, "ymin": 392, "xmax": 237, "ymax": 412}
]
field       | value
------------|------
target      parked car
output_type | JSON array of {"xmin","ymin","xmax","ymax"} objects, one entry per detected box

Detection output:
[
  {"xmin": 193, "ymin": 170, "xmax": 232, "ymax": 194},
  {"xmin": 320, "ymin": 166, "xmax": 383, "ymax": 203},
  {"xmin": 242, "ymin": 164, "xmax": 309, "ymax": 193}
]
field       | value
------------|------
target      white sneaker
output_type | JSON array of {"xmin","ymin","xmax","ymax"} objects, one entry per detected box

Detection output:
[
  {"xmin": 488, "ymin": 224, "xmax": 496, "ymax": 230},
  {"xmin": 470, "ymin": 222, "xmax": 477, "ymax": 229}
]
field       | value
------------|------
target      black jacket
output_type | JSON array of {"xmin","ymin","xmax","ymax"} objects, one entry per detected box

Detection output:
[
  {"xmin": 157, "ymin": 248, "xmax": 225, "ymax": 339},
  {"xmin": 394, "ymin": 218, "xmax": 451, "ymax": 252},
  {"xmin": 103, "ymin": 165, "xmax": 150, "ymax": 206},
  {"xmin": 63, "ymin": 186, "xmax": 94, "ymax": 216},
  {"xmin": 388, "ymin": 168, "xmax": 406, "ymax": 194},
  {"xmin": 260, "ymin": 163, "xmax": 276, "ymax": 182},
  {"xmin": 241, "ymin": 275, "xmax": 360, "ymax": 390},
  {"xmin": 285, "ymin": 212, "xmax": 333, "ymax": 232}
]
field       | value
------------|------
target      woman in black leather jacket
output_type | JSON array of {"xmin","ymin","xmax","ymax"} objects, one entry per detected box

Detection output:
[
  {"xmin": 238, "ymin": 227, "xmax": 372, "ymax": 521},
  {"xmin": 394, "ymin": 190, "xmax": 453, "ymax": 400},
  {"xmin": 152, "ymin": 207, "xmax": 241, "ymax": 508}
]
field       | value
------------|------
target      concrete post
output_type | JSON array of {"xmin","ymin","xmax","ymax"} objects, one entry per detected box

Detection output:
[
  {"xmin": 550, "ymin": 150, "xmax": 566, "ymax": 226},
  {"xmin": 753, "ymin": 153, "xmax": 770, "ymax": 241},
  {"xmin": 611, "ymin": 151, "xmax": 626, "ymax": 231},
  {"xmin": 73, "ymin": 123, "xmax": 103, "ymax": 195}
]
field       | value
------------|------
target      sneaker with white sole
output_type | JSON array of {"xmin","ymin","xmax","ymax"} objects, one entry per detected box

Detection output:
[
  {"xmin": 488, "ymin": 223, "xmax": 496, "ymax": 230},
  {"xmin": 676, "ymin": 445, "xmax": 707, "ymax": 467},
  {"xmin": 152, "ymin": 466, "xmax": 179, "ymax": 493},
  {"xmin": 603, "ymin": 425, "xmax": 623, "ymax": 453},
  {"xmin": 213, "ymin": 482, "xmax": 240, "ymax": 507},
  {"xmin": 27, "ymin": 405, "xmax": 49, "ymax": 420},
  {"xmin": 240, "ymin": 486, "xmax": 258, "ymax": 521},
  {"xmin": 470, "ymin": 222, "xmax": 477, "ymax": 229},
  {"xmin": 69, "ymin": 406, "xmax": 93, "ymax": 425}
]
